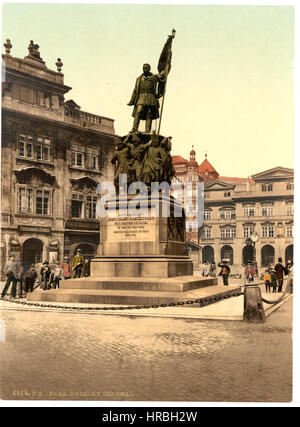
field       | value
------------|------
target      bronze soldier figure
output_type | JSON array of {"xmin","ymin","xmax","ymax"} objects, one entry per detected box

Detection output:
[{"xmin": 127, "ymin": 63, "xmax": 168, "ymax": 133}]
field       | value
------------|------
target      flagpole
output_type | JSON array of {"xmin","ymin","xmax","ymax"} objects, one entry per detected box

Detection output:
[
  {"xmin": 157, "ymin": 29, "xmax": 175, "ymax": 135},
  {"xmin": 157, "ymin": 74, "xmax": 168, "ymax": 135}
]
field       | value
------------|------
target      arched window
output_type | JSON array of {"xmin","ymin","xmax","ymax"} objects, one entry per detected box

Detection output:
[
  {"xmin": 221, "ymin": 245, "xmax": 234, "ymax": 265},
  {"xmin": 285, "ymin": 245, "xmax": 293, "ymax": 264},
  {"xmin": 261, "ymin": 245, "xmax": 275, "ymax": 267},
  {"xmin": 202, "ymin": 246, "xmax": 214, "ymax": 263}
]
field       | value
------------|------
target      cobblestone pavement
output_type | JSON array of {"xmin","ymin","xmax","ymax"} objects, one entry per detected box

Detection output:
[{"xmin": 0, "ymin": 296, "xmax": 292, "ymax": 402}]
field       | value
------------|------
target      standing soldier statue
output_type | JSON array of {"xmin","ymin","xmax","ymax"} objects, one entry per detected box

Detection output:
[{"xmin": 127, "ymin": 29, "xmax": 176, "ymax": 133}]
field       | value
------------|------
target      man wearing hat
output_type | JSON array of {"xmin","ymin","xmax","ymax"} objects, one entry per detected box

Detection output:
[
  {"xmin": 1, "ymin": 254, "xmax": 23, "ymax": 299},
  {"xmin": 61, "ymin": 256, "xmax": 72, "ymax": 280},
  {"xmin": 72, "ymin": 249, "xmax": 85, "ymax": 278},
  {"xmin": 24, "ymin": 264, "xmax": 38, "ymax": 294},
  {"xmin": 218, "ymin": 259, "xmax": 231, "ymax": 286},
  {"xmin": 274, "ymin": 257, "xmax": 285, "ymax": 293}
]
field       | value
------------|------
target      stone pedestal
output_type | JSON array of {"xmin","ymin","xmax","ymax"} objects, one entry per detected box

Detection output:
[
  {"xmin": 91, "ymin": 194, "xmax": 192, "ymax": 278},
  {"xmin": 28, "ymin": 194, "xmax": 220, "ymax": 305}
]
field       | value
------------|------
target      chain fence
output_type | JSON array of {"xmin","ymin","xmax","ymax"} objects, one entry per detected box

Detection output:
[
  {"xmin": 1, "ymin": 278, "xmax": 292, "ymax": 312},
  {"xmin": 1, "ymin": 290, "xmax": 244, "ymax": 311}
]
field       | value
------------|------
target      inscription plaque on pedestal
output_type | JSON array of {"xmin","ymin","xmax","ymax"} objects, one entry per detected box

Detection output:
[{"xmin": 107, "ymin": 216, "xmax": 156, "ymax": 242}]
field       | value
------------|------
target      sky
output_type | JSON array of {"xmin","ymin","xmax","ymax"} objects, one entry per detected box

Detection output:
[{"xmin": 2, "ymin": 2, "xmax": 294, "ymax": 178}]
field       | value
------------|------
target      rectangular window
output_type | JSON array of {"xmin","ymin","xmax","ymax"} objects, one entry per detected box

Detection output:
[
  {"xmin": 36, "ymin": 190, "xmax": 50, "ymax": 215},
  {"xmin": 286, "ymin": 225, "xmax": 293, "ymax": 238},
  {"xmin": 243, "ymin": 227, "xmax": 255, "ymax": 238},
  {"xmin": 221, "ymin": 228, "xmax": 236, "ymax": 238},
  {"xmin": 220, "ymin": 210, "xmax": 235, "ymax": 219},
  {"xmin": 86, "ymin": 196, "xmax": 97, "ymax": 219},
  {"xmin": 18, "ymin": 187, "xmax": 33, "ymax": 213},
  {"xmin": 19, "ymin": 134, "xmax": 34, "ymax": 158},
  {"xmin": 37, "ymin": 91, "xmax": 52, "ymax": 108},
  {"xmin": 262, "ymin": 184, "xmax": 273, "ymax": 192},
  {"xmin": 262, "ymin": 226, "xmax": 275, "ymax": 238},
  {"xmin": 262, "ymin": 207, "xmax": 273, "ymax": 216},
  {"xmin": 244, "ymin": 207, "xmax": 255, "ymax": 217},
  {"xmin": 71, "ymin": 151, "xmax": 84, "ymax": 168},
  {"xmin": 287, "ymin": 183, "xmax": 294, "ymax": 190},
  {"xmin": 224, "ymin": 192, "xmax": 231, "ymax": 197},
  {"xmin": 202, "ymin": 229, "xmax": 212, "ymax": 239},
  {"xmin": 86, "ymin": 154, "xmax": 98, "ymax": 170},
  {"xmin": 37, "ymin": 137, "xmax": 51, "ymax": 161},
  {"xmin": 287, "ymin": 206, "xmax": 294, "ymax": 216},
  {"xmin": 71, "ymin": 200, "xmax": 83, "ymax": 218},
  {"xmin": 204, "ymin": 210, "xmax": 211, "ymax": 220}
]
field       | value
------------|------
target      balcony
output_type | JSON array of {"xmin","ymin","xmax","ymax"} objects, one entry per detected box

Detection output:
[{"xmin": 63, "ymin": 104, "xmax": 114, "ymax": 134}]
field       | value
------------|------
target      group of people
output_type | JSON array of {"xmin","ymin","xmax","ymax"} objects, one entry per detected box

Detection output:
[
  {"xmin": 201, "ymin": 257, "xmax": 294, "ymax": 292},
  {"xmin": 1, "ymin": 249, "xmax": 91, "ymax": 300},
  {"xmin": 263, "ymin": 257, "xmax": 293, "ymax": 293},
  {"xmin": 202, "ymin": 260, "xmax": 231, "ymax": 286}
]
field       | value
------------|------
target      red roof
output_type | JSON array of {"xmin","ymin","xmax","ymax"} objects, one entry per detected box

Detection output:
[
  {"xmin": 219, "ymin": 176, "xmax": 255, "ymax": 184},
  {"xmin": 198, "ymin": 158, "xmax": 218, "ymax": 174},
  {"xmin": 187, "ymin": 159, "xmax": 199, "ymax": 167},
  {"xmin": 172, "ymin": 155, "xmax": 188, "ymax": 165}
]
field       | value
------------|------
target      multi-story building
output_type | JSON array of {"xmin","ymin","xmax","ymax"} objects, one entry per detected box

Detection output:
[
  {"xmin": 172, "ymin": 148, "xmax": 294, "ymax": 274},
  {"xmin": 1, "ymin": 39, "xmax": 115, "ymax": 275}
]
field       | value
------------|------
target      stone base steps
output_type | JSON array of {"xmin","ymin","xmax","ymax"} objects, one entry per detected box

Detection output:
[
  {"xmin": 59, "ymin": 276, "xmax": 217, "ymax": 292},
  {"xmin": 27, "ymin": 285, "xmax": 241, "ymax": 306}
]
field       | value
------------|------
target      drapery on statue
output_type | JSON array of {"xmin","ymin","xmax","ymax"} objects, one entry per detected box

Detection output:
[{"xmin": 127, "ymin": 29, "xmax": 176, "ymax": 133}]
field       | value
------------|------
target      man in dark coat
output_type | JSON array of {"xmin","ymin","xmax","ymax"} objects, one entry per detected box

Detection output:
[
  {"xmin": 24, "ymin": 264, "xmax": 38, "ymax": 293},
  {"xmin": 218, "ymin": 259, "xmax": 231, "ymax": 286},
  {"xmin": 274, "ymin": 257, "xmax": 285, "ymax": 292},
  {"xmin": 127, "ymin": 64, "xmax": 167, "ymax": 133},
  {"xmin": 40, "ymin": 261, "xmax": 51, "ymax": 290}
]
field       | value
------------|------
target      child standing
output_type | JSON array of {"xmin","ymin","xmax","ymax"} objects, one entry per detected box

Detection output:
[{"xmin": 263, "ymin": 270, "xmax": 271, "ymax": 293}]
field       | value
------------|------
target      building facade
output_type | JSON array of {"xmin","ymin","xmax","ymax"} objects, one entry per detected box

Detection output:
[
  {"xmin": 1, "ymin": 40, "xmax": 115, "ymax": 275},
  {"xmin": 172, "ymin": 148, "xmax": 294, "ymax": 275}
]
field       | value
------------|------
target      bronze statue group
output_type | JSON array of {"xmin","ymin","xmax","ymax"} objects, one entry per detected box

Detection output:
[{"xmin": 112, "ymin": 131, "xmax": 175, "ymax": 190}]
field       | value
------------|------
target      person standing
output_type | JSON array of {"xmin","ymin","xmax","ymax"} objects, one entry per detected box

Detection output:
[
  {"xmin": 285, "ymin": 260, "xmax": 293, "ymax": 293},
  {"xmin": 52, "ymin": 263, "xmax": 62, "ymax": 289},
  {"xmin": 202, "ymin": 261, "xmax": 210, "ymax": 277},
  {"xmin": 244, "ymin": 261, "xmax": 255, "ymax": 283},
  {"xmin": 72, "ymin": 249, "xmax": 85, "ymax": 278},
  {"xmin": 40, "ymin": 261, "xmax": 51, "ymax": 290},
  {"xmin": 61, "ymin": 256, "xmax": 72, "ymax": 280},
  {"xmin": 1, "ymin": 254, "xmax": 23, "ymax": 299},
  {"xmin": 218, "ymin": 260, "xmax": 231, "ymax": 286},
  {"xmin": 270, "ymin": 269, "xmax": 278, "ymax": 293},
  {"xmin": 209, "ymin": 262, "xmax": 217, "ymax": 277},
  {"xmin": 263, "ymin": 270, "xmax": 271, "ymax": 293},
  {"xmin": 274, "ymin": 257, "xmax": 285, "ymax": 293},
  {"xmin": 24, "ymin": 264, "xmax": 38, "ymax": 294},
  {"xmin": 83, "ymin": 258, "xmax": 91, "ymax": 277}
]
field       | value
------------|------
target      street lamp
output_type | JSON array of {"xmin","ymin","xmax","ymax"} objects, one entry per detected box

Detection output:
[{"xmin": 250, "ymin": 232, "xmax": 259, "ymax": 276}]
